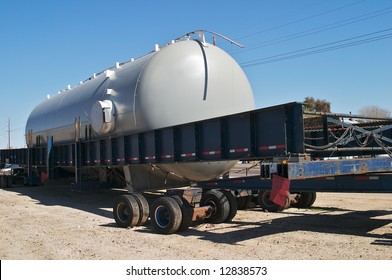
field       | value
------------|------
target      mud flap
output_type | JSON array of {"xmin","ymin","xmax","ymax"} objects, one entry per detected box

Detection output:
[{"xmin": 270, "ymin": 174, "xmax": 290, "ymax": 207}]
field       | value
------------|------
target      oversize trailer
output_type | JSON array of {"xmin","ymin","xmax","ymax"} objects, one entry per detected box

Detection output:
[
  {"xmin": 1, "ymin": 31, "xmax": 392, "ymax": 234},
  {"xmin": 2, "ymin": 102, "xmax": 392, "ymax": 233}
]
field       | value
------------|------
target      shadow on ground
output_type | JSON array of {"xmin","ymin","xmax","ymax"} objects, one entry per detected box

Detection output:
[
  {"xmin": 1, "ymin": 183, "xmax": 124, "ymax": 219},
  {"xmin": 177, "ymin": 208, "xmax": 392, "ymax": 246},
  {"xmin": 2, "ymin": 184, "xmax": 392, "ymax": 246}
]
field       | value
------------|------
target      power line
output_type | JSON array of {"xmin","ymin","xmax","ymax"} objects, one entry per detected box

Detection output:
[
  {"xmin": 7, "ymin": 118, "xmax": 10, "ymax": 149},
  {"xmin": 240, "ymin": 28, "xmax": 392, "ymax": 68},
  {"xmin": 232, "ymin": 0, "xmax": 368, "ymax": 41},
  {"xmin": 231, "ymin": 6, "xmax": 392, "ymax": 54},
  {"xmin": 226, "ymin": 0, "xmax": 327, "ymax": 36}
]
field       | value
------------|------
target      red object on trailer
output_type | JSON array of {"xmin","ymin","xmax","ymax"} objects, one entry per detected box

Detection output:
[
  {"xmin": 40, "ymin": 172, "xmax": 48, "ymax": 184},
  {"xmin": 270, "ymin": 174, "xmax": 290, "ymax": 207}
]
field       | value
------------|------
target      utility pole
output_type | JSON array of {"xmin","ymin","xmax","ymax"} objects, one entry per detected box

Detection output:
[{"xmin": 7, "ymin": 118, "xmax": 10, "ymax": 149}]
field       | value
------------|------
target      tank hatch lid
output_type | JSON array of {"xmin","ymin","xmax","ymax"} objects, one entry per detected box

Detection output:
[{"xmin": 91, "ymin": 100, "xmax": 115, "ymax": 134}]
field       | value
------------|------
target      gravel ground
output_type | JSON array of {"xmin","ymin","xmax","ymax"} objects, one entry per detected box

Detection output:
[{"xmin": 0, "ymin": 184, "xmax": 391, "ymax": 260}]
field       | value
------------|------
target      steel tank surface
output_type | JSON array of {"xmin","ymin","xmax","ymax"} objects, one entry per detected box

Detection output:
[{"xmin": 25, "ymin": 33, "xmax": 255, "ymax": 183}]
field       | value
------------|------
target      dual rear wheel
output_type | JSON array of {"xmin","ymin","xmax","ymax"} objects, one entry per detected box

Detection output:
[
  {"xmin": 200, "ymin": 190, "xmax": 237, "ymax": 223},
  {"xmin": 151, "ymin": 190, "xmax": 238, "ymax": 234},
  {"xmin": 113, "ymin": 189, "xmax": 239, "ymax": 234},
  {"xmin": 113, "ymin": 194, "xmax": 149, "ymax": 228},
  {"xmin": 257, "ymin": 190, "xmax": 317, "ymax": 212},
  {"xmin": 291, "ymin": 192, "xmax": 317, "ymax": 208},
  {"xmin": 151, "ymin": 197, "xmax": 183, "ymax": 234},
  {"xmin": 113, "ymin": 190, "xmax": 318, "ymax": 234},
  {"xmin": 257, "ymin": 190, "xmax": 291, "ymax": 212}
]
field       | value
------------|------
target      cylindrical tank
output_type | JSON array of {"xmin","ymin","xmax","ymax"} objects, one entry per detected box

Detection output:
[{"xmin": 25, "ymin": 37, "xmax": 255, "ymax": 182}]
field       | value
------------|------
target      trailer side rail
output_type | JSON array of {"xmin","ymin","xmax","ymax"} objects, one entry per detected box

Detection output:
[{"xmin": 1, "ymin": 102, "xmax": 305, "ymax": 169}]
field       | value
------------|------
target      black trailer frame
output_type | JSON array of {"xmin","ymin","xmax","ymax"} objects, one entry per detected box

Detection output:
[
  {"xmin": 2, "ymin": 101, "xmax": 392, "ymax": 193},
  {"xmin": 3, "ymin": 102, "xmax": 392, "ymax": 234}
]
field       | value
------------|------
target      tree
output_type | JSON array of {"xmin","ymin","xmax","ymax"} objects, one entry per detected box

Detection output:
[
  {"xmin": 358, "ymin": 106, "xmax": 390, "ymax": 118},
  {"xmin": 304, "ymin": 97, "xmax": 331, "ymax": 113}
]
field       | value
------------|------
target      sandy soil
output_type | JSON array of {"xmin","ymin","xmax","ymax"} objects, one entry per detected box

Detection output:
[{"xmin": 0, "ymin": 184, "xmax": 391, "ymax": 260}]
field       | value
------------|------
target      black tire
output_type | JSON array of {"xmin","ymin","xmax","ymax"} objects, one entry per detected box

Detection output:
[
  {"xmin": 283, "ymin": 195, "xmax": 291, "ymax": 209},
  {"xmin": 291, "ymin": 192, "xmax": 317, "ymax": 208},
  {"xmin": 200, "ymin": 190, "xmax": 230, "ymax": 224},
  {"xmin": 222, "ymin": 190, "xmax": 238, "ymax": 222},
  {"xmin": 151, "ymin": 197, "xmax": 183, "ymax": 234},
  {"xmin": 171, "ymin": 195, "xmax": 193, "ymax": 231},
  {"xmin": 257, "ymin": 191, "xmax": 286, "ymax": 212},
  {"xmin": 236, "ymin": 195, "xmax": 252, "ymax": 210},
  {"xmin": 308, "ymin": 192, "xmax": 317, "ymax": 207},
  {"xmin": 113, "ymin": 195, "xmax": 140, "ymax": 228},
  {"xmin": 130, "ymin": 193, "xmax": 150, "ymax": 226}
]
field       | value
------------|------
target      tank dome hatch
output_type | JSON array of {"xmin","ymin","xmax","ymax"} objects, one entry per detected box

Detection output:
[{"xmin": 91, "ymin": 100, "xmax": 115, "ymax": 134}]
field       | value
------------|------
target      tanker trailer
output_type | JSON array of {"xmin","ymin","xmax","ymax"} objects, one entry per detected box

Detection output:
[{"xmin": 25, "ymin": 30, "xmax": 255, "ymax": 233}]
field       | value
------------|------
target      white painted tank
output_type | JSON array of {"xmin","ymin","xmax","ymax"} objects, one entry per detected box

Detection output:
[{"xmin": 25, "ymin": 31, "xmax": 255, "ymax": 183}]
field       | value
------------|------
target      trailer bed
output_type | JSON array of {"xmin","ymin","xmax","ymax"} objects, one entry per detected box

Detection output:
[{"xmin": 1, "ymin": 101, "xmax": 392, "ymax": 193}]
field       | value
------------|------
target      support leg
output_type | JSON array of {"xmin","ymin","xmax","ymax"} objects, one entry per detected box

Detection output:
[{"xmin": 123, "ymin": 165, "xmax": 134, "ymax": 193}]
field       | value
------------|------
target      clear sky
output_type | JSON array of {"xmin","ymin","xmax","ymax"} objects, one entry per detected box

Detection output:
[{"xmin": 0, "ymin": 0, "xmax": 391, "ymax": 148}]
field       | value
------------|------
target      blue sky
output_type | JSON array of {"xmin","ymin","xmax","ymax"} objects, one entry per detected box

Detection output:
[{"xmin": 0, "ymin": 0, "xmax": 391, "ymax": 148}]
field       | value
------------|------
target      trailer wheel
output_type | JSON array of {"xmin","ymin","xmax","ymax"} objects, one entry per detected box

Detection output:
[
  {"xmin": 171, "ymin": 195, "xmax": 193, "ymax": 231},
  {"xmin": 200, "ymin": 190, "xmax": 230, "ymax": 223},
  {"xmin": 257, "ymin": 191, "xmax": 287, "ymax": 212},
  {"xmin": 236, "ymin": 195, "xmax": 252, "ymax": 210},
  {"xmin": 308, "ymin": 192, "xmax": 317, "ymax": 207},
  {"xmin": 291, "ymin": 192, "xmax": 317, "ymax": 208},
  {"xmin": 113, "ymin": 195, "xmax": 140, "ymax": 228},
  {"xmin": 151, "ymin": 197, "xmax": 183, "ymax": 234},
  {"xmin": 130, "ymin": 194, "xmax": 150, "ymax": 226},
  {"xmin": 222, "ymin": 190, "xmax": 238, "ymax": 222}
]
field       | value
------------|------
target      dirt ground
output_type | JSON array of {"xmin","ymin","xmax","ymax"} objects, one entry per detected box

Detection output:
[{"xmin": 0, "ymin": 183, "xmax": 391, "ymax": 260}]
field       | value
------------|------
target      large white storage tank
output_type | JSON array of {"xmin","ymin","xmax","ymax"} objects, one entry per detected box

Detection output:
[
  {"xmin": 26, "ymin": 33, "xmax": 254, "ymax": 145},
  {"xmin": 25, "ymin": 31, "xmax": 255, "ymax": 183}
]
